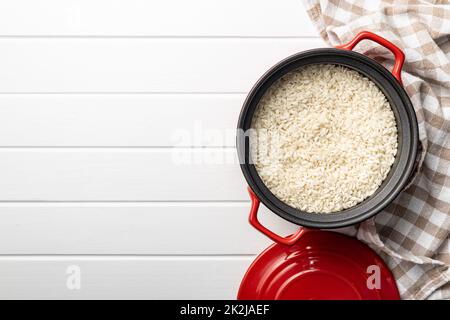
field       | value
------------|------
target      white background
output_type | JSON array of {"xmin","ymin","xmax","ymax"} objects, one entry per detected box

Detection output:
[{"xmin": 0, "ymin": 0, "xmax": 322, "ymax": 299}]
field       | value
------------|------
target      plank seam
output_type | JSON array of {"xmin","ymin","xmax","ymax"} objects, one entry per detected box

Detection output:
[{"xmin": 0, "ymin": 35, "xmax": 320, "ymax": 39}]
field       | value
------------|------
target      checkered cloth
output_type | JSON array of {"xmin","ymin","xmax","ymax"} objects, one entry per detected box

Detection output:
[{"xmin": 301, "ymin": 0, "xmax": 450, "ymax": 299}]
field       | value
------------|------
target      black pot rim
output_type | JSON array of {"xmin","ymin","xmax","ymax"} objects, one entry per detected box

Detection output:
[{"xmin": 237, "ymin": 48, "xmax": 419, "ymax": 229}]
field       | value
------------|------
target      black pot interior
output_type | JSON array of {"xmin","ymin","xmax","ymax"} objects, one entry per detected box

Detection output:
[{"xmin": 237, "ymin": 48, "xmax": 418, "ymax": 228}]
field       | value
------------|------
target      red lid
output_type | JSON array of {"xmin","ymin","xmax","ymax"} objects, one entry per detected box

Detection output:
[{"xmin": 237, "ymin": 229, "xmax": 400, "ymax": 300}]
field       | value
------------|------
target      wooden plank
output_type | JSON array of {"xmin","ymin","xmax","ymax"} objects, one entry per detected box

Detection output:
[
  {"xmin": 0, "ymin": 203, "xmax": 297, "ymax": 254},
  {"xmin": 0, "ymin": 94, "xmax": 242, "ymax": 147},
  {"xmin": 0, "ymin": 257, "xmax": 253, "ymax": 299},
  {"xmin": 0, "ymin": 0, "xmax": 317, "ymax": 37},
  {"xmin": 0, "ymin": 38, "xmax": 323, "ymax": 93},
  {"xmin": 0, "ymin": 149, "xmax": 247, "ymax": 201}
]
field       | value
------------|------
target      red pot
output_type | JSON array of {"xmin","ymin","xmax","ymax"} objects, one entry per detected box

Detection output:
[{"xmin": 237, "ymin": 31, "xmax": 408, "ymax": 300}]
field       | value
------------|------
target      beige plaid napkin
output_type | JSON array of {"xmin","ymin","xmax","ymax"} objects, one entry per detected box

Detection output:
[{"xmin": 301, "ymin": 0, "xmax": 450, "ymax": 299}]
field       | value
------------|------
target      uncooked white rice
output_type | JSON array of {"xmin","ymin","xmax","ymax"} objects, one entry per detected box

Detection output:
[{"xmin": 251, "ymin": 64, "xmax": 398, "ymax": 214}]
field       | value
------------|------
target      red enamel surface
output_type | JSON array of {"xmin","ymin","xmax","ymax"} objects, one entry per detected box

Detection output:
[{"xmin": 238, "ymin": 230, "xmax": 400, "ymax": 300}]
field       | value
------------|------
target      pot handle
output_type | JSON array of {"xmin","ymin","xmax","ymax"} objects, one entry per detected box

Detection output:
[
  {"xmin": 336, "ymin": 31, "xmax": 405, "ymax": 85},
  {"xmin": 248, "ymin": 187, "xmax": 305, "ymax": 246}
]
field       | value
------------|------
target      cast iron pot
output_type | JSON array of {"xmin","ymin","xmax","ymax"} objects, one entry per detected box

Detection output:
[{"xmin": 237, "ymin": 31, "xmax": 419, "ymax": 244}]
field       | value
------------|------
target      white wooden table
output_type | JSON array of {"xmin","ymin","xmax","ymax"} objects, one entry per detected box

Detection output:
[{"xmin": 0, "ymin": 0, "xmax": 322, "ymax": 299}]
